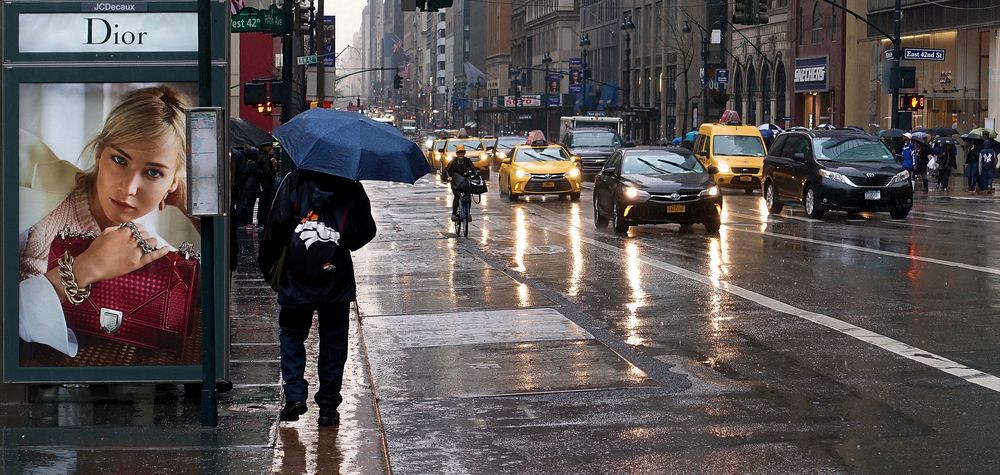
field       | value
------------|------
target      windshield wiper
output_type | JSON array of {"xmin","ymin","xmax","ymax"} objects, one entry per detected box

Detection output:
[{"xmin": 636, "ymin": 158, "xmax": 670, "ymax": 174}]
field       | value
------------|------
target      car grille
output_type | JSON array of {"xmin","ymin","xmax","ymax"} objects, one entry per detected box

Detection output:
[
  {"xmin": 850, "ymin": 175, "xmax": 893, "ymax": 187},
  {"xmin": 732, "ymin": 167, "xmax": 760, "ymax": 174},
  {"xmin": 525, "ymin": 177, "xmax": 571, "ymax": 192},
  {"xmin": 649, "ymin": 191, "xmax": 702, "ymax": 203},
  {"xmin": 530, "ymin": 173, "xmax": 566, "ymax": 180}
]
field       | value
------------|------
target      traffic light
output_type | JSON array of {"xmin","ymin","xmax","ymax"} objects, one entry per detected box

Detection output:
[
  {"xmin": 393, "ymin": 73, "xmax": 403, "ymax": 89},
  {"xmin": 732, "ymin": 0, "xmax": 751, "ymax": 25},
  {"xmin": 243, "ymin": 82, "xmax": 266, "ymax": 106},
  {"xmin": 422, "ymin": 0, "xmax": 453, "ymax": 12},
  {"xmin": 295, "ymin": 4, "xmax": 314, "ymax": 35},
  {"xmin": 756, "ymin": 0, "xmax": 769, "ymax": 25},
  {"xmin": 899, "ymin": 94, "xmax": 926, "ymax": 112}
]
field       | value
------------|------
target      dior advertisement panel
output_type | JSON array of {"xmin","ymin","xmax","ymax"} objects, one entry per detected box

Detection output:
[{"xmin": 16, "ymin": 82, "xmax": 203, "ymax": 368}]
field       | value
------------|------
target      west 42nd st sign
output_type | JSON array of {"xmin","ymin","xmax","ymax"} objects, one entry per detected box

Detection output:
[{"xmin": 231, "ymin": 5, "xmax": 286, "ymax": 34}]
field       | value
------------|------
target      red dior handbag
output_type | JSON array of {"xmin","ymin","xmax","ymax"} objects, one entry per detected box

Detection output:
[{"xmin": 45, "ymin": 227, "xmax": 200, "ymax": 354}]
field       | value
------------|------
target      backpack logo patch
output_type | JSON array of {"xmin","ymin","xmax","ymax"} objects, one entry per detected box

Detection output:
[{"xmin": 294, "ymin": 210, "xmax": 341, "ymax": 250}]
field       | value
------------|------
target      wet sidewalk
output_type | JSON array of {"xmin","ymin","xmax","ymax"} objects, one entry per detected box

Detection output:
[{"xmin": 1, "ymin": 231, "xmax": 387, "ymax": 474}]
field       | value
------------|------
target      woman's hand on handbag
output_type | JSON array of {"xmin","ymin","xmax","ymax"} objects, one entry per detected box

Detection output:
[{"xmin": 72, "ymin": 225, "xmax": 170, "ymax": 287}]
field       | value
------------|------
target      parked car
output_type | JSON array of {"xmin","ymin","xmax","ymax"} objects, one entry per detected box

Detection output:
[
  {"xmin": 692, "ymin": 116, "xmax": 767, "ymax": 194},
  {"xmin": 762, "ymin": 129, "xmax": 913, "ymax": 219},
  {"xmin": 498, "ymin": 139, "xmax": 582, "ymax": 201},
  {"xmin": 594, "ymin": 146, "xmax": 722, "ymax": 234},
  {"xmin": 562, "ymin": 127, "xmax": 625, "ymax": 176}
]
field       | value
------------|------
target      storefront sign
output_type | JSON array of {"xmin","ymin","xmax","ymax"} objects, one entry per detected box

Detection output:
[
  {"xmin": 18, "ymin": 13, "xmax": 198, "ymax": 53},
  {"xmin": 904, "ymin": 48, "xmax": 945, "ymax": 61},
  {"xmin": 793, "ymin": 56, "xmax": 828, "ymax": 93},
  {"xmin": 504, "ymin": 95, "xmax": 541, "ymax": 107}
]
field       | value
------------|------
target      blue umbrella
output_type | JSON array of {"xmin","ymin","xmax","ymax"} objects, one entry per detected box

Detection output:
[
  {"xmin": 671, "ymin": 137, "xmax": 682, "ymax": 145},
  {"xmin": 684, "ymin": 130, "xmax": 698, "ymax": 142},
  {"xmin": 273, "ymin": 109, "xmax": 431, "ymax": 184}
]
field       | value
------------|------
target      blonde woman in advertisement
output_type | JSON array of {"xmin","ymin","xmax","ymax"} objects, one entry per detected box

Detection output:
[{"xmin": 18, "ymin": 85, "xmax": 194, "ymax": 357}]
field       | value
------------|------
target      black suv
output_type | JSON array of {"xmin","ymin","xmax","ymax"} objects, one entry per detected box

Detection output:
[
  {"xmin": 762, "ymin": 130, "xmax": 913, "ymax": 219},
  {"xmin": 562, "ymin": 128, "xmax": 624, "ymax": 176}
]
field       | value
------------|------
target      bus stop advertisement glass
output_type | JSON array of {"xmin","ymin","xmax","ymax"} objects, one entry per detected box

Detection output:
[{"xmin": 2, "ymin": 1, "xmax": 228, "ymax": 383}]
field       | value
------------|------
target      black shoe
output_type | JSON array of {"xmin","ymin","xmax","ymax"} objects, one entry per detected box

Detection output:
[
  {"xmin": 279, "ymin": 401, "xmax": 307, "ymax": 421},
  {"xmin": 318, "ymin": 408, "xmax": 340, "ymax": 426}
]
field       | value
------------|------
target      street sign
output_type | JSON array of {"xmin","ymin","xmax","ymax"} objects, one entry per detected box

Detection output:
[
  {"xmin": 586, "ymin": 111, "xmax": 607, "ymax": 117},
  {"xmin": 904, "ymin": 48, "xmax": 945, "ymax": 61},
  {"xmin": 231, "ymin": 5, "xmax": 287, "ymax": 34},
  {"xmin": 716, "ymin": 69, "xmax": 729, "ymax": 84},
  {"xmin": 297, "ymin": 55, "xmax": 318, "ymax": 65}
]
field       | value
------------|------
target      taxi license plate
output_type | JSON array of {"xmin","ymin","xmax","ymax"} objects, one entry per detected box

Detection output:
[
  {"xmin": 738, "ymin": 175, "xmax": 753, "ymax": 182},
  {"xmin": 666, "ymin": 205, "xmax": 686, "ymax": 213},
  {"xmin": 865, "ymin": 190, "xmax": 881, "ymax": 200},
  {"xmin": 542, "ymin": 181, "xmax": 556, "ymax": 188}
]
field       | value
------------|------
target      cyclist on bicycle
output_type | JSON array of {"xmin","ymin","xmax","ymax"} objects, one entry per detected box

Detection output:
[{"xmin": 447, "ymin": 145, "xmax": 477, "ymax": 221}]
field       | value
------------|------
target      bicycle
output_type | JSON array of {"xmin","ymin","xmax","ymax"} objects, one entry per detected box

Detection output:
[{"xmin": 452, "ymin": 171, "xmax": 486, "ymax": 238}]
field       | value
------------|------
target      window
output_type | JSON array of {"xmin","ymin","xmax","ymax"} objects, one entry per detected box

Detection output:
[
  {"xmin": 811, "ymin": 2, "xmax": 823, "ymax": 45},
  {"xmin": 713, "ymin": 135, "xmax": 766, "ymax": 157},
  {"xmin": 747, "ymin": 64, "xmax": 757, "ymax": 126},
  {"xmin": 761, "ymin": 64, "xmax": 771, "ymax": 123},
  {"xmin": 769, "ymin": 135, "xmax": 788, "ymax": 157},
  {"xmin": 734, "ymin": 66, "xmax": 744, "ymax": 119},
  {"xmin": 798, "ymin": 8, "xmax": 805, "ymax": 45},
  {"xmin": 782, "ymin": 135, "xmax": 810, "ymax": 159},
  {"xmin": 622, "ymin": 152, "xmax": 705, "ymax": 175},
  {"xmin": 775, "ymin": 61, "xmax": 786, "ymax": 121},
  {"xmin": 830, "ymin": 4, "xmax": 837, "ymax": 41}
]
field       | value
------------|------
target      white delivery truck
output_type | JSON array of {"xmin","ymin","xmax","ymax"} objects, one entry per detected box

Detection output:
[{"xmin": 558, "ymin": 116, "xmax": 623, "ymax": 141}]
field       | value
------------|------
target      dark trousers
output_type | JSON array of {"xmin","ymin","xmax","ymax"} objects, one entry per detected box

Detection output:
[
  {"xmin": 278, "ymin": 302, "xmax": 350, "ymax": 409},
  {"xmin": 937, "ymin": 167, "xmax": 951, "ymax": 188},
  {"xmin": 981, "ymin": 169, "xmax": 995, "ymax": 190},
  {"xmin": 257, "ymin": 185, "xmax": 275, "ymax": 226}
]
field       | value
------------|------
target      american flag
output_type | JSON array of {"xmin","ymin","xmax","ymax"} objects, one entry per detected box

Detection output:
[{"xmin": 231, "ymin": 0, "xmax": 246, "ymax": 15}]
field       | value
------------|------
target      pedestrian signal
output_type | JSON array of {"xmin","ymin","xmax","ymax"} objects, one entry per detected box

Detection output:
[{"xmin": 899, "ymin": 94, "xmax": 925, "ymax": 112}]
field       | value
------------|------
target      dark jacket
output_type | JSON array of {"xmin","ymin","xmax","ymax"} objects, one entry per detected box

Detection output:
[
  {"xmin": 259, "ymin": 170, "xmax": 377, "ymax": 308},
  {"xmin": 446, "ymin": 155, "xmax": 475, "ymax": 178}
]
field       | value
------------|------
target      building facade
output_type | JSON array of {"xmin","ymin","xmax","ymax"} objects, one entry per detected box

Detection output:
[{"xmin": 729, "ymin": 0, "xmax": 792, "ymax": 129}]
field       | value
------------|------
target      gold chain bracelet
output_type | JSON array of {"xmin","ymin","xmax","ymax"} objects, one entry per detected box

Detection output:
[{"xmin": 58, "ymin": 251, "xmax": 91, "ymax": 305}]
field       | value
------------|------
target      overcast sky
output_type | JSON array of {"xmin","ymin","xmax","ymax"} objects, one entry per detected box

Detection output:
[{"xmin": 324, "ymin": 0, "xmax": 366, "ymax": 49}]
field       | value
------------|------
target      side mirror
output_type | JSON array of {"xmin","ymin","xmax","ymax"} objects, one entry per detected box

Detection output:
[
  {"xmin": 572, "ymin": 156, "xmax": 581, "ymax": 163},
  {"xmin": 623, "ymin": 141, "xmax": 637, "ymax": 148},
  {"xmin": 486, "ymin": 146, "xmax": 496, "ymax": 151},
  {"xmin": 601, "ymin": 168, "xmax": 616, "ymax": 176},
  {"xmin": 438, "ymin": 148, "xmax": 446, "ymax": 153},
  {"xmin": 501, "ymin": 157, "xmax": 512, "ymax": 165},
  {"xmin": 793, "ymin": 152, "xmax": 806, "ymax": 161},
  {"xmin": 708, "ymin": 166, "xmax": 719, "ymax": 175}
]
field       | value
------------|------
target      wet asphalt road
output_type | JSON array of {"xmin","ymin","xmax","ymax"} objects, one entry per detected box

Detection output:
[{"xmin": 355, "ymin": 173, "xmax": 1000, "ymax": 474}]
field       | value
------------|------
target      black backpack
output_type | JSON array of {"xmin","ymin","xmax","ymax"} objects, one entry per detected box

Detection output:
[{"xmin": 284, "ymin": 186, "xmax": 349, "ymax": 281}]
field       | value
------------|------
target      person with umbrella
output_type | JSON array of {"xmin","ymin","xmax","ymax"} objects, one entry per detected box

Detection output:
[
  {"xmin": 964, "ymin": 134, "xmax": 984, "ymax": 193},
  {"xmin": 262, "ymin": 109, "xmax": 430, "ymax": 426},
  {"xmin": 932, "ymin": 138, "xmax": 959, "ymax": 191},
  {"xmin": 910, "ymin": 133, "xmax": 931, "ymax": 193},
  {"xmin": 979, "ymin": 136, "xmax": 997, "ymax": 194}
]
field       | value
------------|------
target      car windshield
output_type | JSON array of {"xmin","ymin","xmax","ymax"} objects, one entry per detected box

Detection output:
[
  {"xmin": 514, "ymin": 146, "xmax": 571, "ymax": 162},
  {"xmin": 434, "ymin": 140, "xmax": 445, "ymax": 149},
  {"xmin": 813, "ymin": 137, "xmax": 896, "ymax": 162},
  {"xmin": 447, "ymin": 139, "xmax": 484, "ymax": 151},
  {"xmin": 713, "ymin": 135, "xmax": 766, "ymax": 157},
  {"xmin": 570, "ymin": 131, "xmax": 622, "ymax": 148},
  {"xmin": 622, "ymin": 152, "xmax": 705, "ymax": 174},
  {"xmin": 497, "ymin": 137, "xmax": 524, "ymax": 150}
]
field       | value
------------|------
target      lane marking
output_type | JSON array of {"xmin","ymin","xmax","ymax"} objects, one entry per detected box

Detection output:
[
  {"xmin": 724, "ymin": 227, "xmax": 1000, "ymax": 276},
  {"xmin": 910, "ymin": 210, "xmax": 996, "ymax": 223},
  {"xmin": 509, "ymin": 208, "xmax": 1000, "ymax": 393}
]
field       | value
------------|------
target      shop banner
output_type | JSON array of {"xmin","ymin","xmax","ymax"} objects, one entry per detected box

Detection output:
[
  {"xmin": 18, "ymin": 13, "xmax": 199, "ymax": 53},
  {"xmin": 793, "ymin": 56, "xmax": 828, "ymax": 93},
  {"xmin": 16, "ymin": 82, "xmax": 203, "ymax": 370},
  {"xmin": 321, "ymin": 16, "xmax": 336, "ymax": 68},
  {"xmin": 568, "ymin": 58, "xmax": 583, "ymax": 95}
]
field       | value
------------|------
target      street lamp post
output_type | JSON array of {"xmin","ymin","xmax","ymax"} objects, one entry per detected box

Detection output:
[
  {"xmin": 621, "ymin": 15, "xmax": 635, "ymax": 140},
  {"xmin": 683, "ymin": 20, "xmax": 711, "ymax": 127},
  {"xmin": 579, "ymin": 34, "xmax": 591, "ymax": 115},
  {"xmin": 542, "ymin": 52, "xmax": 553, "ymax": 138}
]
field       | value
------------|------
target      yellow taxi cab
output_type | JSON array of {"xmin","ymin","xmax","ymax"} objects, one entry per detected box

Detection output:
[
  {"xmin": 498, "ymin": 133, "xmax": 582, "ymax": 201},
  {"xmin": 692, "ymin": 111, "xmax": 768, "ymax": 194},
  {"xmin": 428, "ymin": 138, "xmax": 448, "ymax": 170},
  {"xmin": 440, "ymin": 137, "xmax": 491, "ymax": 179}
]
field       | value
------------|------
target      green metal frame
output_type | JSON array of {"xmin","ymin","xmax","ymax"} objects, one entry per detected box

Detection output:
[{"xmin": 2, "ymin": 1, "xmax": 229, "ymax": 383}]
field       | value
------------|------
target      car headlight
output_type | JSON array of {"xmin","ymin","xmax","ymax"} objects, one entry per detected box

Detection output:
[
  {"xmin": 514, "ymin": 168, "xmax": 527, "ymax": 179},
  {"xmin": 624, "ymin": 186, "xmax": 651, "ymax": 202},
  {"xmin": 819, "ymin": 168, "xmax": 856, "ymax": 186},
  {"xmin": 565, "ymin": 168, "xmax": 580, "ymax": 179},
  {"xmin": 887, "ymin": 170, "xmax": 910, "ymax": 185},
  {"xmin": 717, "ymin": 162, "xmax": 731, "ymax": 174},
  {"xmin": 699, "ymin": 185, "xmax": 720, "ymax": 197}
]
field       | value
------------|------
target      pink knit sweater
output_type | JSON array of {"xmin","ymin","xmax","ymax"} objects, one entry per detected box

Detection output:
[{"xmin": 20, "ymin": 186, "xmax": 101, "ymax": 281}]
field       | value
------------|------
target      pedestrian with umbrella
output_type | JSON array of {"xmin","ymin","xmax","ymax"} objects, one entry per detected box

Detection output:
[
  {"xmin": 262, "ymin": 109, "xmax": 431, "ymax": 426},
  {"xmin": 963, "ymin": 133, "xmax": 985, "ymax": 192},
  {"xmin": 979, "ymin": 136, "xmax": 997, "ymax": 194},
  {"xmin": 932, "ymin": 137, "xmax": 959, "ymax": 191},
  {"xmin": 910, "ymin": 132, "xmax": 931, "ymax": 192}
]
